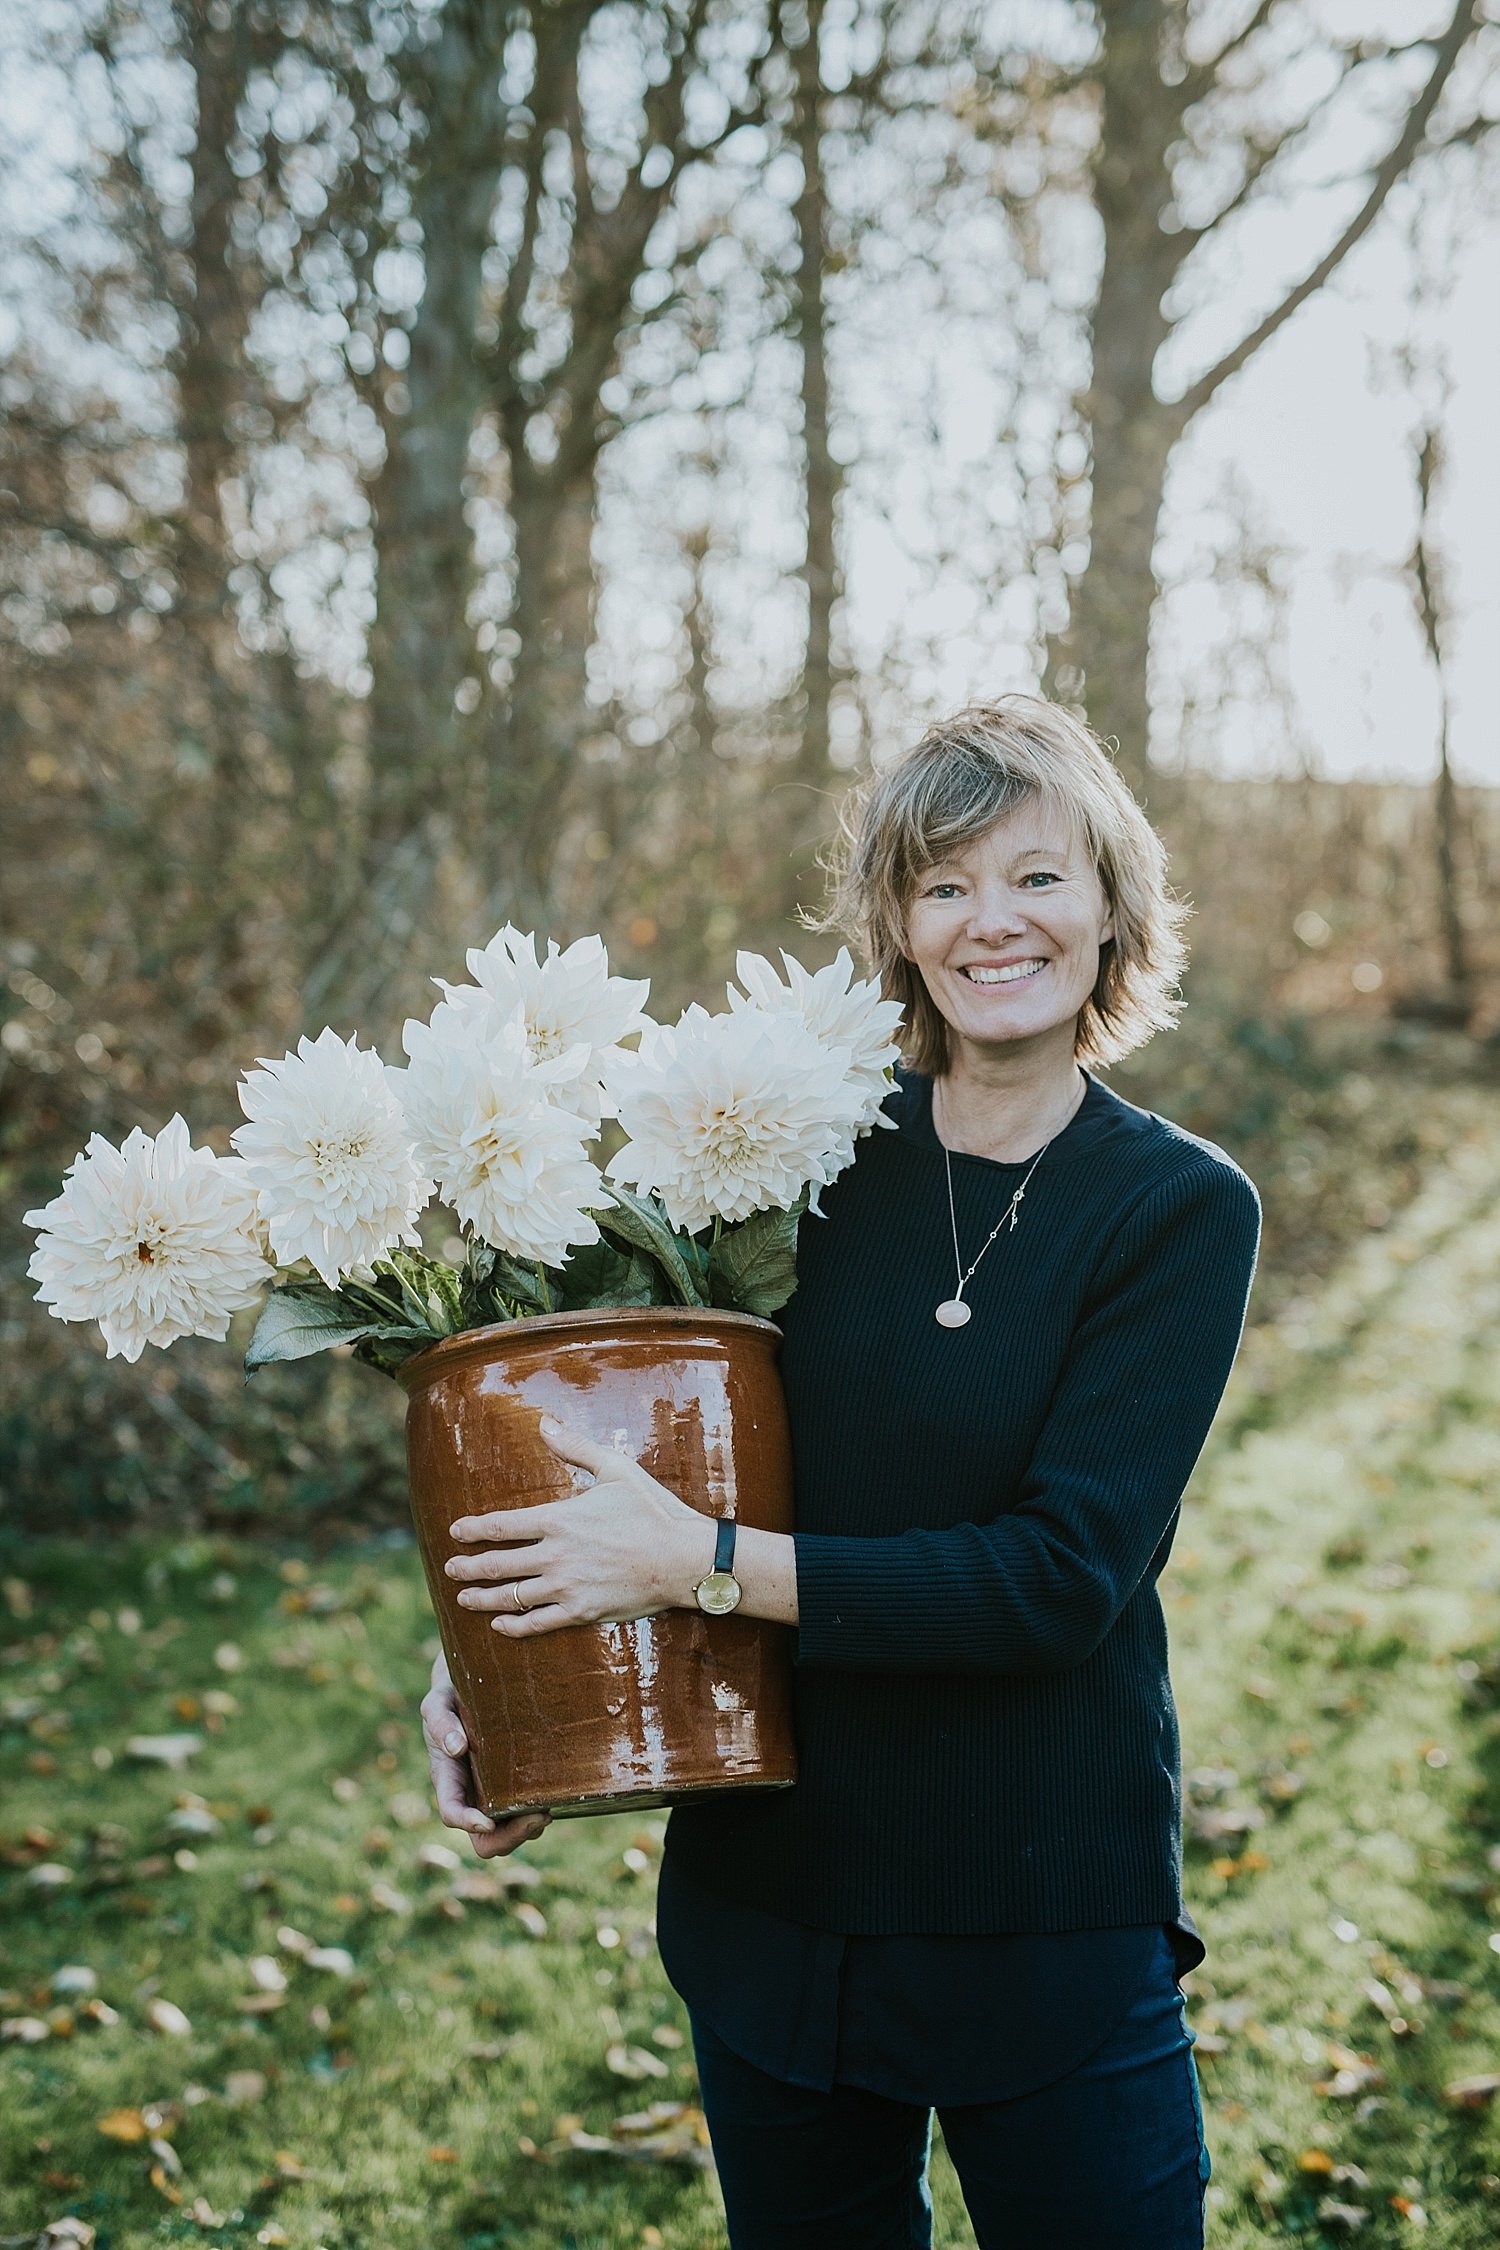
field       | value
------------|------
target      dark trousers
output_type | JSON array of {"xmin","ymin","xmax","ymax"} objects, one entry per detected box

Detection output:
[{"xmin": 689, "ymin": 1933, "xmax": 1211, "ymax": 2250}]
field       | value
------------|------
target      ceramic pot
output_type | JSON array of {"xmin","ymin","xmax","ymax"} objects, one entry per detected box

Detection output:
[{"xmin": 398, "ymin": 1307, "xmax": 798, "ymax": 1820}]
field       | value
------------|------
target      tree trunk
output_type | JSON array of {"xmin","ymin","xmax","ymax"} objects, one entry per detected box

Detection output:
[
  {"xmin": 176, "ymin": 2, "xmax": 251, "ymax": 843},
  {"xmin": 495, "ymin": 454, "xmax": 600, "ymax": 931},
  {"xmin": 781, "ymin": 0, "xmax": 843, "ymax": 929},
  {"xmin": 1050, "ymin": 0, "xmax": 1182, "ymax": 802},
  {"xmin": 363, "ymin": 4, "xmax": 509, "ymax": 888}
]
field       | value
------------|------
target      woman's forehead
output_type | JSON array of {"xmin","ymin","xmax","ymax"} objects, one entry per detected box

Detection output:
[{"xmin": 926, "ymin": 799, "xmax": 1089, "ymax": 869}]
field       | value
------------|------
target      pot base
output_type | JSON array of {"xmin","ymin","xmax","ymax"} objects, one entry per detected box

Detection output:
[{"xmin": 493, "ymin": 1776, "xmax": 796, "ymax": 1823}]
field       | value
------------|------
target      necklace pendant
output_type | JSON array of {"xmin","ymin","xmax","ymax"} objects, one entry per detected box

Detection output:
[{"xmin": 935, "ymin": 1297, "xmax": 972, "ymax": 1329}]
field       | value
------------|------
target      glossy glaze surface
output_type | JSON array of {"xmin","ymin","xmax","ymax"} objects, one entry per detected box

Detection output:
[{"xmin": 398, "ymin": 1308, "xmax": 798, "ymax": 1820}]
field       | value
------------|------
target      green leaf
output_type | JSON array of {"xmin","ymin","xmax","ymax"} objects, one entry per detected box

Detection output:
[
  {"xmin": 594, "ymin": 1187, "xmax": 709, "ymax": 1307},
  {"xmin": 350, "ymin": 1331, "xmax": 432, "ymax": 1378},
  {"xmin": 244, "ymin": 1284, "xmax": 426, "ymax": 1375},
  {"xmin": 557, "ymin": 1239, "xmax": 661, "ymax": 1311},
  {"xmin": 371, "ymin": 1247, "xmax": 465, "ymax": 1336},
  {"xmin": 707, "ymin": 1195, "xmax": 806, "ymax": 1318},
  {"xmin": 488, "ymin": 1251, "xmax": 555, "ymax": 1314}
]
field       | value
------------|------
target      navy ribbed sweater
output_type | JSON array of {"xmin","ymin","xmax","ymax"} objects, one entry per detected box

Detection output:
[{"xmin": 663, "ymin": 1063, "xmax": 1261, "ymax": 1935}]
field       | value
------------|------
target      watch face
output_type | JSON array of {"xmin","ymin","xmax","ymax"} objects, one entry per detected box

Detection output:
[{"xmin": 695, "ymin": 1571, "xmax": 742, "ymax": 1616}]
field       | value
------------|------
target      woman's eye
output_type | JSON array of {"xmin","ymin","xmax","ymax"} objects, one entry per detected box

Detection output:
[
  {"xmin": 1023, "ymin": 870, "xmax": 1062, "ymax": 887},
  {"xmin": 925, "ymin": 881, "xmax": 962, "ymax": 899}
]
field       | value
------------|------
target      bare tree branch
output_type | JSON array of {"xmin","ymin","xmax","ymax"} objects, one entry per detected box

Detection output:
[{"xmin": 1174, "ymin": 0, "xmax": 1479, "ymax": 425}]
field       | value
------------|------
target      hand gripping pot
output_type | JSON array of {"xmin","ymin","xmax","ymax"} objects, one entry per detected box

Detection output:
[{"xmin": 398, "ymin": 1306, "xmax": 799, "ymax": 1819}]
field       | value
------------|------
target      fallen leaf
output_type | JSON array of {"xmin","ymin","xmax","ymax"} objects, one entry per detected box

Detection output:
[
  {"xmin": 606, "ymin": 2042, "xmax": 671, "ymax": 2081},
  {"xmin": 97, "ymin": 2107, "xmax": 149, "ymax": 2141},
  {"xmin": 40, "ymin": 2222, "xmax": 95, "ymax": 2248},
  {"xmin": 305, "ymin": 1946, "xmax": 355, "ymax": 1976},
  {"xmin": 273, "ymin": 2150, "xmax": 311, "ymax": 2179},
  {"xmin": 651, "ymin": 2024, "xmax": 685, "ymax": 2049},
  {"xmin": 388, "ymin": 1792, "xmax": 430, "ymax": 1829},
  {"xmin": 80, "ymin": 1998, "xmax": 121, "ymax": 2027},
  {"xmin": 1391, "ymin": 2197, "xmax": 1429, "ymax": 2227},
  {"xmin": 249, "ymin": 1956, "xmax": 288, "ymax": 1994},
  {"xmin": 1316, "ymin": 2198, "xmax": 1370, "ymax": 2230},
  {"xmin": 224, "ymin": 2070, "xmax": 268, "ymax": 2104},
  {"xmin": 51, "ymin": 1965, "xmax": 97, "ymax": 1997},
  {"xmin": 276, "ymin": 1925, "xmax": 313, "ymax": 1955},
  {"xmin": 189, "ymin": 2196, "xmax": 225, "ymax": 2227},
  {"xmin": 1298, "ymin": 2150, "xmax": 1335, "ymax": 2174},
  {"xmin": 214, "ymin": 1642, "xmax": 244, "ymax": 1672},
  {"xmin": 512, "ymin": 1902, "xmax": 548, "ymax": 1939},
  {"xmin": 149, "ymin": 2135, "xmax": 183, "ymax": 2178},
  {"xmin": 27, "ymin": 1863, "xmax": 74, "ymax": 1890},
  {"xmin": 146, "ymin": 1997, "xmax": 193, "ymax": 2037},
  {"xmin": 427, "ymin": 2145, "xmax": 459, "ymax": 2163},
  {"xmin": 1315, "ymin": 2042, "xmax": 1384, "ymax": 2099},
  {"xmin": 1, "ymin": 2016, "xmax": 51, "ymax": 2043},
  {"xmin": 127, "ymin": 1734, "xmax": 202, "ymax": 1768},
  {"xmin": 167, "ymin": 1806, "xmax": 219, "ymax": 1838},
  {"xmin": 559, "ymin": 2099, "xmax": 713, "ymax": 2168},
  {"xmin": 369, "ymin": 1881, "xmax": 411, "ymax": 1915},
  {"xmin": 1442, "ymin": 2072, "xmax": 1500, "ymax": 2108},
  {"xmin": 149, "ymin": 2160, "xmax": 183, "ymax": 2203},
  {"xmin": 416, "ymin": 1841, "xmax": 462, "ymax": 1872}
]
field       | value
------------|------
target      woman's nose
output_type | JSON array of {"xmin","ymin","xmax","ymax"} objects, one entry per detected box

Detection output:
[{"xmin": 965, "ymin": 893, "xmax": 1028, "ymax": 940}]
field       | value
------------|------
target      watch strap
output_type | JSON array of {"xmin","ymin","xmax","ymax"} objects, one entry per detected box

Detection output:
[{"xmin": 713, "ymin": 1517, "xmax": 737, "ymax": 1576}]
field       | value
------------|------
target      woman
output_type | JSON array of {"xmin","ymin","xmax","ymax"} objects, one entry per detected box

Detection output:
[{"xmin": 420, "ymin": 697, "xmax": 1261, "ymax": 2248}]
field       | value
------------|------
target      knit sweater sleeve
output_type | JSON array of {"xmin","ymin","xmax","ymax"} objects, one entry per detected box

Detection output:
[{"xmin": 791, "ymin": 1156, "xmax": 1261, "ymax": 1676}]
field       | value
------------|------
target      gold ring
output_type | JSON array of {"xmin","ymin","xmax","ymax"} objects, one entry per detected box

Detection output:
[{"xmin": 511, "ymin": 1581, "xmax": 530, "ymax": 1615}]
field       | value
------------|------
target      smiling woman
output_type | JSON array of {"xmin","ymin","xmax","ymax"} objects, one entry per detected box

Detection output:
[
  {"xmin": 836, "ymin": 697, "xmax": 1190, "ymax": 1099},
  {"xmin": 421, "ymin": 693, "xmax": 1260, "ymax": 2250}
]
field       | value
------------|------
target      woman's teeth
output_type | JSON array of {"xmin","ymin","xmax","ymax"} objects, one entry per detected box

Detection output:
[{"xmin": 961, "ymin": 961, "xmax": 1046, "ymax": 986}]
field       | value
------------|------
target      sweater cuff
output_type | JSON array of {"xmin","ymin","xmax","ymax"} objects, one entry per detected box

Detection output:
[{"xmin": 794, "ymin": 1531, "xmax": 877, "ymax": 1667}]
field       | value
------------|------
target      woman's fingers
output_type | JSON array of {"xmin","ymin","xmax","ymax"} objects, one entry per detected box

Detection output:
[
  {"xmin": 469, "ymin": 1809, "xmax": 554, "ymax": 1860},
  {"xmin": 537, "ymin": 1412, "xmax": 620, "ymax": 1475},
  {"xmin": 446, "ymin": 1545, "xmax": 538, "ymax": 1584},
  {"xmin": 449, "ymin": 1508, "xmax": 549, "ymax": 1545},
  {"xmin": 488, "ymin": 1598, "xmax": 575, "ymax": 1637},
  {"xmin": 456, "ymin": 1579, "xmax": 550, "ymax": 1612}
]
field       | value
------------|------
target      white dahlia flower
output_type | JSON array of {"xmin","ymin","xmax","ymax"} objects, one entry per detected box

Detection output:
[
  {"xmin": 231, "ymin": 1028, "xmax": 431, "ymax": 1288},
  {"xmin": 605, "ymin": 1003, "xmax": 860, "ymax": 1234},
  {"xmin": 730, "ymin": 947, "xmax": 904, "ymax": 1144},
  {"xmin": 429, "ymin": 925, "xmax": 650, "ymax": 1125},
  {"xmin": 24, "ymin": 1115, "xmax": 273, "ymax": 1362},
  {"xmin": 396, "ymin": 1005, "xmax": 602, "ymax": 1267}
]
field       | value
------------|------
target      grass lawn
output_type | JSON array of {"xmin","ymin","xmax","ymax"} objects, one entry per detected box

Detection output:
[{"xmin": 4, "ymin": 1089, "xmax": 1500, "ymax": 2247}]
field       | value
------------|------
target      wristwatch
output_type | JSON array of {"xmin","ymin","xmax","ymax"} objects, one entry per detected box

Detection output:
[{"xmin": 693, "ymin": 1517, "xmax": 742, "ymax": 1616}]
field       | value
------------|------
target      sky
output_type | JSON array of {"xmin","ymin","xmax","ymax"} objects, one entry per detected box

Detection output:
[{"xmin": 2, "ymin": 2, "xmax": 1496, "ymax": 790}]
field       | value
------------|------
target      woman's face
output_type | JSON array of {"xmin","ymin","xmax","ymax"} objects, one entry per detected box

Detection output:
[{"xmin": 904, "ymin": 799, "xmax": 1115, "ymax": 1060}]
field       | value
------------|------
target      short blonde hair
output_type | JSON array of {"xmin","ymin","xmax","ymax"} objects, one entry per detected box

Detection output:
[{"xmin": 823, "ymin": 696, "xmax": 1190, "ymax": 1074}]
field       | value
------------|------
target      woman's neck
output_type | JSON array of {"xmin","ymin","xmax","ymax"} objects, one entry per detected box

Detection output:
[{"xmin": 931, "ymin": 1044, "xmax": 1088, "ymax": 1164}]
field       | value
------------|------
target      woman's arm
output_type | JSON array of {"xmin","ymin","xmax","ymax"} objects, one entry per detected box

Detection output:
[
  {"xmin": 789, "ymin": 1158, "xmax": 1260, "ymax": 1677},
  {"xmin": 444, "ymin": 1157, "xmax": 1256, "ymax": 1666}
]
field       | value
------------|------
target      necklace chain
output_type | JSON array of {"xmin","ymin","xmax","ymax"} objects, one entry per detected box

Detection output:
[{"xmin": 935, "ymin": 1074, "xmax": 1084, "ymax": 1323}]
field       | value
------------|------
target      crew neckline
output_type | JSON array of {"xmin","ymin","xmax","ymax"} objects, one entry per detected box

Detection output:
[{"xmin": 893, "ymin": 1064, "xmax": 1119, "ymax": 1172}]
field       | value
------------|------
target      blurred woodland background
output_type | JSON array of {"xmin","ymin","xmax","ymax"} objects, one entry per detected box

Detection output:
[{"xmin": 2, "ymin": 0, "xmax": 1497, "ymax": 1534}]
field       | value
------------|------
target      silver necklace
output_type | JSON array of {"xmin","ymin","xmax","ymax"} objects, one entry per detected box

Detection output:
[{"xmin": 933, "ymin": 1077, "xmax": 1081, "ymax": 1329}]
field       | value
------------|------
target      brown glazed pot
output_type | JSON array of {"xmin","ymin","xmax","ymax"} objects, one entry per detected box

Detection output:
[{"xmin": 398, "ymin": 1306, "xmax": 798, "ymax": 1821}]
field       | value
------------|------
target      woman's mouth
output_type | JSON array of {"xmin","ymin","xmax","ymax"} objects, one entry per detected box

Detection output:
[{"xmin": 958, "ymin": 960, "xmax": 1047, "ymax": 987}]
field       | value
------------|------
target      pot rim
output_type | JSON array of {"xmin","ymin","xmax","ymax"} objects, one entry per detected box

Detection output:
[{"xmin": 395, "ymin": 1302, "xmax": 782, "ymax": 1392}]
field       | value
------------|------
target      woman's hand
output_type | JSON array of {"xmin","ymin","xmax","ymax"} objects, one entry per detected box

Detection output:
[
  {"xmin": 444, "ymin": 1412, "xmax": 715, "ymax": 1637},
  {"xmin": 420, "ymin": 1653, "xmax": 552, "ymax": 1858}
]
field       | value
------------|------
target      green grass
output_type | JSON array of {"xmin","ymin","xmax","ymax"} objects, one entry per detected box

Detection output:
[{"xmin": 5, "ymin": 1094, "xmax": 1500, "ymax": 2245}]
